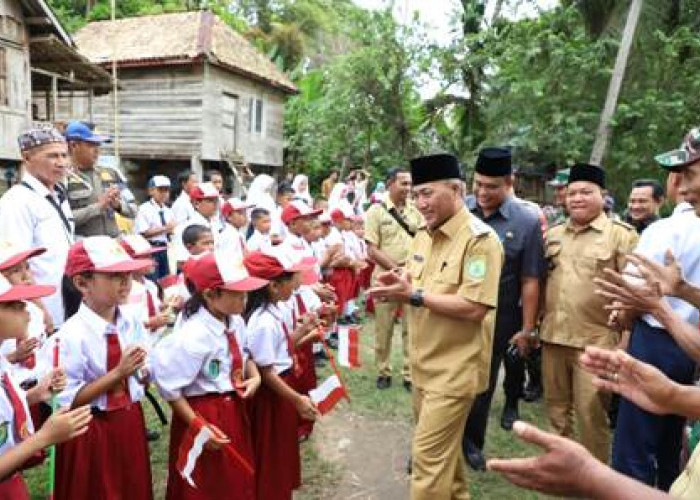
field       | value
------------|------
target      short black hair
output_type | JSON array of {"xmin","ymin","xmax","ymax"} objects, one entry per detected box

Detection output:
[
  {"xmin": 182, "ymin": 224, "xmax": 212, "ymax": 247},
  {"xmin": 203, "ymin": 169, "xmax": 222, "ymax": 181},
  {"xmin": 177, "ymin": 170, "xmax": 196, "ymax": 188},
  {"xmin": 277, "ymin": 182, "xmax": 295, "ymax": 197},
  {"xmin": 386, "ymin": 166, "xmax": 408, "ymax": 184},
  {"xmin": 632, "ymin": 179, "xmax": 664, "ymax": 202},
  {"xmin": 250, "ymin": 208, "xmax": 270, "ymax": 221}
]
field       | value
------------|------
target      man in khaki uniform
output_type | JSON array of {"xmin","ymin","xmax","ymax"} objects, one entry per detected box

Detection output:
[
  {"xmin": 64, "ymin": 121, "xmax": 136, "ymax": 238},
  {"xmin": 370, "ymin": 154, "xmax": 503, "ymax": 499},
  {"xmin": 540, "ymin": 163, "xmax": 638, "ymax": 464},
  {"xmin": 364, "ymin": 167, "xmax": 423, "ymax": 390}
]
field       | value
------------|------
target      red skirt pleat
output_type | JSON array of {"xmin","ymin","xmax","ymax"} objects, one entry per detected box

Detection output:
[
  {"xmin": 166, "ymin": 393, "xmax": 255, "ymax": 500},
  {"xmin": 359, "ymin": 260, "xmax": 374, "ymax": 289},
  {"xmin": 328, "ymin": 268, "xmax": 355, "ymax": 313},
  {"xmin": 251, "ymin": 378, "xmax": 300, "ymax": 500},
  {"xmin": 0, "ymin": 474, "xmax": 29, "ymax": 500},
  {"xmin": 294, "ymin": 342, "xmax": 317, "ymax": 439},
  {"xmin": 55, "ymin": 402, "xmax": 153, "ymax": 500}
]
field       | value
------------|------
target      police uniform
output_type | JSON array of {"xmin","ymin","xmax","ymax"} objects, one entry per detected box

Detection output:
[
  {"xmin": 364, "ymin": 197, "xmax": 422, "ymax": 384},
  {"xmin": 66, "ymin": 165, "xmax": 136, "ymax": 238},
  {"xmin": 463, "ymin": 147, "xmax": 546, "ymax": 455},
  {"xmin": 406, "ymin": 154, "xmax": 503, "ymax": 500},
  {"xmin": 540, "ymin": 164, "xmax": 638, "ymax": 464}
]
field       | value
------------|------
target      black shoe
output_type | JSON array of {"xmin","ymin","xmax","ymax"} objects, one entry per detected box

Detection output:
[
  {"xmin": 315, "ymin": 350, "xmax": 329, "ymax": 361},
  {"xmin": 406, "ymin": 456, "xmax": 412, "ymax": 475},
  {"xmin": 464, "ymin": 440, "xmax": 486, "ymax": 471},
  {"xmin": 501, "ymin": 404, "xmax": 519, "ymax": 431},
  {"xmin": 376, "ymin": 376, "xmax": 391, "ymax": 390},
  {"xmin": 523, "ymin": 383, "xmax": 543, "ymax": 402},
  {"xmin": 146, "ymin": 429, "xmax": 160, "ymax": 442},
  {"xmin": 327, "ymin": 333, "xmax": 339, "ymax": 350},
  {"xmin": 402, "ymin": 380, "xmax": 412, "ymax": 392}
]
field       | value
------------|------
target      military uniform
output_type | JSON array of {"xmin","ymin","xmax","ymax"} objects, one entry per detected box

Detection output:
[
  {"xmin": 541, "ymin": 213, "xmax": 638, "ymax": 463},
  {"xmin": 408, "ymin": 207, "xmax": 502, "ymax": 499},
  {"xmin": 66, "ymin": 166, "xmax": 136, "ymax": 238},
  {"xmin": 364, "ymin": 198, "xmax": 423, "ymax": 383}
]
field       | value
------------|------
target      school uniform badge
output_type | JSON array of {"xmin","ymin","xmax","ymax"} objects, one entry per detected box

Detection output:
[
  {"xmin": 466, "ymin": 256, "xmax": 487, "ymax": 280},
  {"xmin": 207, "ymin": 359, "xmax": 221, "ymax": 379},
  {"xmin": 0, "ymin": 421, "xmax": 8, "ymax": 447}
]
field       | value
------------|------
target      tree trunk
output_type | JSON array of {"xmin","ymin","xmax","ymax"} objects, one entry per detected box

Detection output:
[{"xmin": 589, "ymin": 0, "xmax": 643, "ymax": 166}]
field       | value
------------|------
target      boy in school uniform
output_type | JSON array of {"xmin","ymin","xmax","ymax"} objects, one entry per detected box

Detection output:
[
  {"xmin": 247, "ymin": 208, "xmax": 274, "ymax": 252},
  {"xmin": 218, "ymin": 198, "xmax": 253, "ymax": 258},
  {"xmin": 52, "ymin": 236, "xmax": 155, "ymax": 500},
  {"xmin": 173, "ymin": 183, "xmax": 223, "ymax": 269},
  {"xmin": 134, "ymin": 175, "xmax": 175, "ymax": 279}
]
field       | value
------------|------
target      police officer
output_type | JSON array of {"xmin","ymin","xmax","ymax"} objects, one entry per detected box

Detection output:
[
  {"xmin": 462, "ymin": 147, "xmax": 546, "ymax": 470},
  {"xmin": 64, "ymin": 121, "xmax": 136, "ymax": 238},
  {"xmin": 370, "ymin": 154, "xmax": 503, "ymax": 499},
  {"xmin": 364, "ymin": 167, "xmax": 423, "ymax": 391},
  {"xmin": 543, "ymin": 168, "xmax": 569, "ymax": 226},
  {"xmin": 540, "ymin": 163, "xmax": 638, "ymax": 464}
]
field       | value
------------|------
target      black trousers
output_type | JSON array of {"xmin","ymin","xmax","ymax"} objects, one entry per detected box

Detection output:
[{"xmin": 462, "ymin": 325, "xmax": 524, "ymax": 451}]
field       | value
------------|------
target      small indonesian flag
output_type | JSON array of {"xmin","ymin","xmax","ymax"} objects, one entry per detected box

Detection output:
[
  {"xmin": 176, "ymin": 417, "xmax": 219, "ymax": 488},
  {"xmin": 338, "ymin": 326, "xmax": 360, "ymax": 368},
  {"xmin": 309, "ymin": 374, "xmax": 347, "ymax": 415},
  {"xmin": 159, "ymin": 274, "xmax": 182, "ymax": 300}
]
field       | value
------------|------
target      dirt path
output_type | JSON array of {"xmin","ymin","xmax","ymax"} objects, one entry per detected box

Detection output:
[{"xmin": 312, "ymin": 403, "xmax": 412, "ymax": 500}]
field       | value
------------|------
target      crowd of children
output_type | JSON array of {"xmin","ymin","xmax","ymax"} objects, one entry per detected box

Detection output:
[{"xmin": 0, "ymin": 132, "xmax": 376, "ymax": 499}]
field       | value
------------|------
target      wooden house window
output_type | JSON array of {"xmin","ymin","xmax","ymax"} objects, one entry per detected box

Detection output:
[
  {"xmin": 0, "ymin": 47, "xmax": 7, "ymax": 107},
  {"xmin": 249, "ymin": 97, "xmax": 263, "ymax": 134}
]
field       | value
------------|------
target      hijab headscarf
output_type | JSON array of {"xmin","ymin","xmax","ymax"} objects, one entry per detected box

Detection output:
[
  {"xmin": 246, "ymin": 174, "xmax": 277, "ymax": 213},
  {"xmin": 292, "ymin": 174, "xmax": 312, "ymax": 206}
]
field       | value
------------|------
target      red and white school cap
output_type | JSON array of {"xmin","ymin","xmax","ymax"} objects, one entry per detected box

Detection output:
[
  {"xmin": 244, "ymin": 247, "xmax": 312, "ymax": 280},
  {"xmin": 0, "ymin": 241, "xmax": 46, "ymax": 271},
  {"xmin": 281, "ymin": 200, "xmax": 322, "ymax": 225},
  {"xmin": 183, "ymin": 249, "xmax": 268, "ymax": 292},
  {"xmin": 120, "ymin": 235, "xmax": 166, "ymax": 259},
  {"xmin": 189, "ymin": 182, "xmax": 219, "ymax": 201},
  {"xmin": 0, "ymin": 273, "xmax": 55, "ymax": 303},
  {"xmin": 65, "ymin": 236, "xmax": 153, "ymax": 277},
  {"xmin": 330, "ymin": 205, "xmax": 354, "ymax": 222},
  {"xmin": 221, "ymin": 197, "xmax": 253, "ymax": 218}
]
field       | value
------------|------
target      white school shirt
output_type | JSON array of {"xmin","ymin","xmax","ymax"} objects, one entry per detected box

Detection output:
[
  {"xmin": 173, "ymin": 211, "xmax": 222, "ymax": 262},
  {"xmin": 135, "ymin": 199, "xmax": 174, "ymax": 244},
  {"xmin": 216, "ymin": 223, "xmax": 246, "ymax": 259},
  {"xmin": 324, "ymin": 227, "xmax": 343, "ymax": 247},
  {"xmin": 0, "ymin": 173, "xmax": 74, "ymax": 326},
  {"xmin": 247, "ymin": 230, "xmax": 273, "ymax": 253},
  {"xmin": 341, "ymin": 230, "xmax": 362, "ymax": 260},
  {"xmin": 291, "ymin": 287, "xmax": 322, "ymax": 316},
  {"xmin": 171, "ymin": 191, "xmax": 198, "ymax": 225},
  {"xmin": 630, "ymin": 210, "xmax": 700, "ymax": 328},
  {"xmin": 246, "ymin": 304, "xmax": 293, "ymax": 375},
  {"xmin": 152, "ymin": 308, "xmax": 249, "ymax": 401},
  {"xmin": 0, "ymin": 356, "xmax": 34, "ymax": 455},
  {"xmin": 0, "ymin": 302, "xmax": 49, "ymax": 384},
  {"xmin": 52, "ymin": 303, "xmax": 150, "ymax": 410},
  {"xmin": 121, "ymin": 279, "xmax": 164, "ymax": 342}
]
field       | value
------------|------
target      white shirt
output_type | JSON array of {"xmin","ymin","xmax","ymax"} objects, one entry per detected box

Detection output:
[
  {"xmin": 247, "ymin": 230, "xmax": 273, "ymax": 253},
  {"xmin": 152, "ymin": 308, "xmax": 248, "ymax": 401},
  {"xmin": 171, "ymin": 191, "xmax": 198, "ymax": 225},
  {"xmin": 325, "ymin": 227, "xmax": 343, "ymax": 247},
  {"xmin": 121, "ymin": 279, "xmax": 164, "ymax": 340},
  {"xmin": 631, "ymin": 210, "xmax": 700, "ymax": 328},
  {"xmin": 0, "ymin": 173, "xmax": 74, "ymax": 326},
  {"xmin": 0, "ymin": 356, "xmax": 34, "ymax": 455},
  {"xmin": 51, "ymin": 303, "xmax": 150, "ymax": 410},
  {"xmin": 342, "ymin": 230, "xmax": 362, "ymax": 260},
  {"xmin": 0, "ymin": 302, "xmax": 49, "ymax": 384},
  {"xmin": 246, "ymin": 304, "xmax": 293, "ymax": 375},
  {"xmin": 216, "ymin": 223, "xmax": 246, "ymax": 258},
  {"xmin": 135, "ymin": 199, "xmax": 174, "ymax": 244},
  {"xmin": 173, "ymin": 211, "xmax": 223, "ymax": 262}
]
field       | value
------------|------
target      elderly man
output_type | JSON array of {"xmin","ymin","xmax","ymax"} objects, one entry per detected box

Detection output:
[
  {"xmin": 540, "ymin": 163, "xmax": 638, "ymax": 464},
  {"xmin": 463, "ymin": 147, "xmax": 546, "ymax": 469},
  {"xmin": 371, "ymin": 154, "xmax": 502, "ymax": 499},
  {"xmin": 0, "ymin": 127, "xmax": 75, "ymax": 327},
  {"xmin": 64, "ymin": 121, "xmax": 136, "ymax": 238}
]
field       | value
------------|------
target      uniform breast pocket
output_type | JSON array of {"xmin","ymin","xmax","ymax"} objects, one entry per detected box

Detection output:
[
  {"xmin": 433, "ymin": 262, "xmax": 461, "ymax": 293},
  {"xmin": 407, "ymin": 258, "xmax": 425, "ymax": 283},
  {"xmin": 545, "ymin": 242, "xmax": 562, "ymax": 272}
]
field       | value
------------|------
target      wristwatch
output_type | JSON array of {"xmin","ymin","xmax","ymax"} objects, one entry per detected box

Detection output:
[{"xmin": 409, "ymin": 288, "xmax": 424, "ymax": 307}]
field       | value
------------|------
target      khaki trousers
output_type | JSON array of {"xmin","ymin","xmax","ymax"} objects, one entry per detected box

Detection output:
[
  {"xmin": 374, "ymin": 301, "xmax": 410, "ymax": 380},
  {"xmin": 542, "ymin": 342, "xmax": 611, "ymax": 463},
  {"xmin": 411, "ymin": 388, "xmax": 473, "ymax": 500}
]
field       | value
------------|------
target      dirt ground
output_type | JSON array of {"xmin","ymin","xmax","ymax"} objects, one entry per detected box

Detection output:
[{"xmin": 311, "ymin": 403, "xmax": 412, "ymax": 500}]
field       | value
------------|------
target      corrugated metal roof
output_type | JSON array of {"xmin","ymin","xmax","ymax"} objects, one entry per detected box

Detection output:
[{"xmin": 74, "ymin": 11, "xmax": 297, "ymax": 94}]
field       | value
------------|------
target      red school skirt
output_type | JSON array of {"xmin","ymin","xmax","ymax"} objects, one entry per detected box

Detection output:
[
  {"xmin": 166, "ymin": 392, "xmax": 255, "ymax": 500},
  {"xmin": 293, "ymin": 343, "xmax": 317, "ymax": 440},
  {"xmin": 250, "ymin": 374, "xmax": 300, "ymax": 500},
  {"xmin": 55, "ymin": 402, "xmax": 153, "ymax": 500},
  {"xmin": 0, "ymin": 474, "xmax": 29, "ymax": 500},
  {"xmin": 328, "ymin": 268, "xmax": 356, "ymax": 313}
]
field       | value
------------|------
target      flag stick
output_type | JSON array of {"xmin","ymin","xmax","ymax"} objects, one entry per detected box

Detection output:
[{"xmin": 47, "ymin": 337, "xmax": 60, "ymax": 499}]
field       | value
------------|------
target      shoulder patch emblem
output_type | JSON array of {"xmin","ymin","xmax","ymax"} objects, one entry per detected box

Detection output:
[
  {"xmin": 207, "ymin": 359, "xmax": 221, "ymax": 379},
  {"xmin": 465, "ymin": 256, "xmax": 487, "ymax": 280}
]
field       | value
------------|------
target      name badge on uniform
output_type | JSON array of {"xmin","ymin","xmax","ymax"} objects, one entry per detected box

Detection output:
[
  {"xmin": 412, "ymin": 254, "xmax": 424, "ymax": 263},
  {"xmin": 505, "ymin": 231, "xmax": 514, "ymax": 240},
  {"xmin": 207, "ymin": 359, "xmax": 221, "ymax": 379}
]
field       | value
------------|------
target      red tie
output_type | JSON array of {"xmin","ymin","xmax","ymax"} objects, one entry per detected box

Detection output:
[
  {"xmin": 280, "ymin": 321, "xmax": 302, "ymax": 378},
  {"xmin": 2, "ymin": 373, "xmax": 29, "ymax": 441},
  {"xmin": 146, "ymin": 289, "xmax": 156, "ymax": 318},
  {"xmin": 226, "ymin": 331, "xmax": 244, "ymax": 394},
  {"xmin": 21, "ymin": 353, "xmax": 36, "ymax": 370},
  {"xmin": 106, "ymin": 329, "xmax": 131, "ymax": 411}
]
